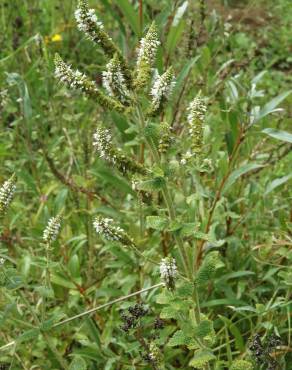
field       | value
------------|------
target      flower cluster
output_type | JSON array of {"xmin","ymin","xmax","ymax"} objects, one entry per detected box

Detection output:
[
  {"xmin": 93, "ymin": 126, "xmax": 116, "ymax": 164},
  {"xmin": 159, "ymin": 257, "xmax": 178, "ymax": 290},
  {"xmin": 0, "ymin": 175, "xmax": 16, "ymax": 216},
  {"xmin": 75, "ymin": 0, "xmax": 104, "ymax": 41},
  {"xmin": 75, "ymin": 0, "xmax": 132, "ymax": 87},
  {"xmin": 102, "ymin": 56, "xmax": 130, "ymax": 104},
  {"xmin": 93, "ymin": 126, "xmax": 146, "ymax": 175},
  {"xmin": 43, "ymin": 215, "xmax": 62, "ymax": 244},
  {"xmin": 187, "ymin": 96, "xmax": 206, "ymax": 156},
  {"xmin": 158, "ymin": 122, "xmax": 173, "ymax": 153},
  {"xmin": 0, "ymin": 89, "xmax": 9, "ymax": 110},
  {"xmin": 93, "ymin": 217, "xmax": 133, "ymax": 246},
  {"xmin": 54, "ymin": 54, "xmax": 124, "ymax": 112},
  {"xmin": 148, "ymin": 342, "xmax": 162, "ymax": 366},
  {"xmin": 0, "ymin": 258, "xmax": 5, "ymax": 266},
  {"xmin": 149, "ymin": 67, "xmax": 175, "ymax": 116},
  {"xmin": 55, "ymin": 54, "xmax": 92, "ymax": 91},
  {"xmin": 135, "ymin": 22, "xmax": 160, "ymax": 88}
]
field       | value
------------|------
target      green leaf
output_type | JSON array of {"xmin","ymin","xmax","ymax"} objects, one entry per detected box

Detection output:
[
  {"xmin": 156, "ymin": 289, "xmax": 173, "ymax": 304},
  {"xmin": 176, "ymin": 282, "xmax": 194, "ymax": 298},
  {"xmin": 160, "ymin": 306, "xmax": 180, "ymax": 319},
  {"xmin": 262, "ymin": 128, "xmax": 292, "ymax": 144},
  {"xmin": 113, "ymin": 0, "xmax": 140, "ymax": 36},
  {"xmin": 168, "ymin": 330, "xmax": 190, "ymax": 347},
  {"xmin": 201, "ymin": 298, "xmax": 246, "ymax": 308},
  {"xmin": 69, "ymin": 356, "xmax": 87, "ymax": 370},
  {"xmin": 51, "ymin": 273, "xmax": 76, "ymax": 289},
  {"xmin": 223, "ymin": 163, "xmax": 264, "ymax": 193},
  {"xmin": 68, "ymin": 255, "xmax": 80, "ymax": 278},
  {"xmin": 18, "ymin": 328, "xmax": 40, "ymax": 343},
  {"xmin": 165, "ymin": 1, "xmax": 188, "ymax": 54},
  {"xmin": 216, "ymin": 271, "xmax": 255, "ymax": 282},
  {"xmin": 230, "ymin": 360, "xmax": 253, "ymax": 370},
  {"xmin": 194, "ymin": 320, "xmax": 213, "ymax": 339},
  {"xmin": 172, "ymin": 56, "xmax": 200, "ymax": 96},
  {"xmin": 189, "ymin": 350, "xmax": 216, "ymax": 368},
  {"xmin": 196, "ymin": 252, "xmax": 221, "ymax": 286},
  {"xmin": 254, "ymin": 90, "xmax": 291, "ymax": 122},
  {"xmin": 146, "ymin": 216, "xmax": 168, "ymax": 230},
  {"xmin": 265, "ymin": 174, "xmax": 292, "ymax": 195}
]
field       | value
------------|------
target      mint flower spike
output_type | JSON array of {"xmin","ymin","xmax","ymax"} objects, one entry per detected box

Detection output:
[
  {"xmin": 187, "ymin": 96, "xmax": 206, "ymax": 156},
  {"xmin": 102, "ymin": 55, "xmax": 130, "ymax": 104},
  {"xmin": 93, "ymin": 217, "xmax": 133, "ymax": 246},
  {"xmin": 93, "ymin": 126, "xmax": 146, "ymax": 175},
  {"xmin": 54, "ymin": 54, "xmax": 125, "ymax": 112},
  {"xmin": 159, "ymin": 257, "xmax": 178, "ymax": 290},
  {"xmin": 135, "ymin": 22, "xmax": 160, "ymax": 88},
  {"xmin": 0, "ymin": 174, "xmax": 16, "ymax": 216},
  {"xmin": 43, "ymin": 215, "xmax": 62, "ymax": 245},
  {"xmin": 75, "ymin": 0, "xmax": 132, "ymax": 88},
  {"xmin": 149, "ymin": 67, "xmax": 176, "ymax": 116}
]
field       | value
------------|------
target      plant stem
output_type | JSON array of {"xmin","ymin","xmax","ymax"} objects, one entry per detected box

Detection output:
[
  {"xmin": 135, "ymin": 105, "xmax": 192, "ymax": 280},
  {"xmin": 196, "ymin": 126, "xmax": 245, "ymax": 269}
]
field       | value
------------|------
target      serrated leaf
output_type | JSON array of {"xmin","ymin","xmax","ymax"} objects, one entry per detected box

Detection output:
[
  {"xmin": 189, "ymin": 350, "xmax": 216, "ymax": 368},
  {"xmin": 146, "ymin": 216, "xmax": 169, "ymax": 230},
  {"xmin": 160, "ymin": 306, "xmax": 179, "ymax": 319},
  {"xmin": 196, "ymin": 252, "xmax": 221, "ymax": 286},
  {"xmin": 230, "ymin": 360, "xmax": 253, "ymax": 370},
  {"xmin": 194, "ymin": 320, "xmax": 213, "ymax": 339},
  {"xmin": 176, "ymin": 282, "xmax": 194, "ymax": 298},
  {"xmin": 168, "ymin": 330, "xmax": 190, "ymax": 347}
]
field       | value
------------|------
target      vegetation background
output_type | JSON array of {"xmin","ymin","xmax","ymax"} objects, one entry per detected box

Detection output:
[{"xmin": 0, "ymin": 0, "xmax": 291, "ymax": 369}]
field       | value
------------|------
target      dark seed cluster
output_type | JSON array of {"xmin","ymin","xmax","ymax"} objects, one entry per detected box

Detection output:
[
  {"xmin": 120, "ymin": 304, "xmax": 148, "ymax": 333},
  {"xmin": 249, "ymin": 333, "xmax": 282, "ymax": 370}
]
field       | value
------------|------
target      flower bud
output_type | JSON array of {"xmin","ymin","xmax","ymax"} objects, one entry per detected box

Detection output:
[
  {"xmin": 159, "ymin": 256, "xmax": 177, "ymax": 290},
  {"xmin": 102, "ymin": 55, "xmax": 130, "ymax": 104},
  {"xmin": 135, "ymin": 22, "xmax": 160, "ymax": 88},
  {"xmin": 0, "ymin": 174, "xmax": 16, "ymax": 216},
  {"xmin": 93, "ymin": 217, "xmax": 133, "ymax": 246},
  {"xmin": 54, "ymin": 54, "xmax": 125, "ymax": 112},
  {"xmin": 149, "ymin": 67, "xmax": 175, "ymax": 116},
  {"xmin": 187, "ymin": 96, "xmax": 206, "ymax": 156},
  {"xmin": 43, "ymin": 215, "xmax": 62, "ymax": 244}
]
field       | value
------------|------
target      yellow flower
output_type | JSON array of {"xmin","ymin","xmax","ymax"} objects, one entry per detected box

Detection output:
[{"xmin": 51, "ymin": 34, "xmax": 62, "ymax": 42}]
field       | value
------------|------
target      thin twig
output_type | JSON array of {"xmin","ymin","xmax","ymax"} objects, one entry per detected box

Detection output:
[
  {"xmin": 0, "ymin": 283, "xmax": 164, "ymax": 352},
  {"xmin": 43, "ymin": 151, "xmax": 113, "ymax": 207}
]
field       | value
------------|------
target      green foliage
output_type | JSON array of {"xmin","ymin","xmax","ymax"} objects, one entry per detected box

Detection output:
[
  {"xmin": 69, "ymin": 356, "xmax": 87, "ymax": 370},
  {"xmin": 189, "ymin": 349, "xmax": 216, "ymax": 369},
  {"xmin": 0, "ymin": 0, "xmax": 291, "ymax": 368},
  {"xmin": 230, "ymin": 360, "xmax": 253, "ymax": 370},
  {"xmin": 196, "ymin": 252, "xmax": 221, "ymax": 286}
]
